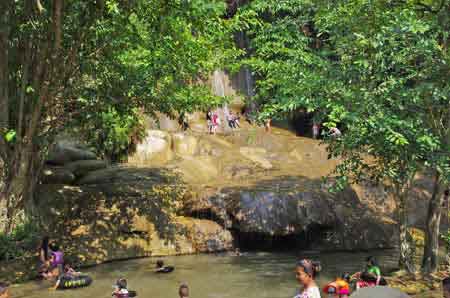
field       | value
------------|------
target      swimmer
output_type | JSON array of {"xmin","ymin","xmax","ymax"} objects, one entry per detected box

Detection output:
[
  {"xmin": 294, "ymin": 259, "xmax": 321, "ymax": 298},
  {"xmin": 179, "ymin": 283, "xmax": 189, "ymax": 298},
  {"xmin": 155, "ymin": 260, "xmax": 174, "ymax": 273},
  {"xmin": 113, "ymin": 278, "xmax": 129, "ymax": 298}
]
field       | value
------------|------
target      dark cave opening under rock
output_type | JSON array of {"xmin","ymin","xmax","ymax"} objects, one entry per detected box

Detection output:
[{"xmin": 232, "ymin": 224, "xmax": 336, "ymax": 251}]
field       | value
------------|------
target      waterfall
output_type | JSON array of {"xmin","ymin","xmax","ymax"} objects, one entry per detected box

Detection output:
[{"xmin": 212, "ymin": 70, "xmax": 225, "ymax": 97}]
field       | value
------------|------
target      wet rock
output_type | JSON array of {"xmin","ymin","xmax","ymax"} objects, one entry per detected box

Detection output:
[
  {"xmin": 41, "ymin": 167, "xmax": 76, "ymax": 185},
  {"xmin": 65, "ymin": 160, "xmax": 108, "ymax": 178},
  {"xmin": 239, "ymin": 147, "xmax": 272, "ymax": 169}
]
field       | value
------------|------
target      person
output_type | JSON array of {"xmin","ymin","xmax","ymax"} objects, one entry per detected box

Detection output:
[
  {"xmin": 38, "ymin": 236, "xmax": 50, "ymax": 275},
  {"xmin": 179, "ymin": 283, "xmax": 189, "ymax": 298},
  {"xmin": 113, "ymin": 278, "xmax": 129, "ymax": 298},
  {"xmin": 233, "ymin": 113, "xmax": 241, "ymax": 128},
  {"xmin": 49, "ymin": 243, "xmax": 64, "ymax": 269},
  {"xmin": 442, "ymin": 277, "xmax": 450, "ymax": 298},
  {"xmin": 265, "ymin": 118, "xmax": 272, "ymax": 133},
  {"xmin": 206, "ymin": 110, "xmax": 213, "ymax": 134},
  {"xmin": 212, "ymin": 112, "xmax": 219, "ymax": 135},
  {"xmin": 0, "ymin": 283, "xmax": 9, "ymax": 298},
  {"xmin": 294, "ymin": 259, "xmax": 321, "ymax": 298},
  {"xmin": 329, "ymin": 127, "xmax": 341, "ymax": 138},
  {"xmin": 324, "ymin": 273, "xmax": 350, "ymax": 298},
  {"xmin": 312, "ymin": 121, "xmax": 320, "ymax": 139},
  {"xmin": 42, "ymin": 265, "xmax": 61, "ymax": 281},
  {"xmin": 227, "ymin": 111, "xmax": 236, "ymax": 129},
  {"xmin": 155, "ymin": 259, "xmax": 174, "ymax": 273},
  {"xmin": 354, "ymin": 256, "xmax": 381, "ymax": 289}
]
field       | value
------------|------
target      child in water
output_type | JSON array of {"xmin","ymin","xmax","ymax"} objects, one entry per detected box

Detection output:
[
  {"xmin": 113, "ymin": 278, "xmax": 129, "ymax": 298},
  {"xmin": 294, "ymin": 259, "xmax": 321, "ymax": 298},
  {"xmin": 179, "ymin": 283, "xmax": 189, "ymax": 298},
  {"xmin": 0, "ymin": 283, "xmax": 9, "ymax": 298},
  {"xmin": 324, "ymin": 273, "xmax": 350, "ymax": 298}
]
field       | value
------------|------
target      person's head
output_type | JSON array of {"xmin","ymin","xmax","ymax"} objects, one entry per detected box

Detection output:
[
  {"xmin": 179, "ymin": 283, "xmax": 189, "ymax": 298},
  {"xmin": 366, "ymin": 256, "xmax": 377, "ymax": 267},
  {"xmin": 0, "ymin": 283, "xmax": 9, "ymax": 298},
  {"xmin": 116, "ymin": 278, "xmax": 127, "ymax": 290},
  {"xmin": 295, "ymin": 259, "xmax": 319, "ymax": 286},
  {"xmin": 442, "ymin": 277, "xmax": 450, "ymax": 298},
  {"xmin": 49, "ymin": 242, "xmax": 59, "ymax": 252},
  {"xmin": 156, "ymin": 260, "xmax": 164, "ymax": 268},
  {"xmin": 341, "ymin": 273, "xmax": 351, "ymax": 283}
]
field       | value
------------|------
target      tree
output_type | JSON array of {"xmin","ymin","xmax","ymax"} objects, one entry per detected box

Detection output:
[
  {"xmin": 235, "ymin": 0, "xmax": 450, "ymax": 272},
  {"xmin": 0, "ymin": 0, "xmax": 234, "ymax": 233}
]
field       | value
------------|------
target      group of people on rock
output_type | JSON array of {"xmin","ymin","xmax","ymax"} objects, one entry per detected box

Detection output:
[
  {"xmin": 295, "ymin": 256, "xmax": 383, "ymax": 298},
  {"xmin": 206, "ymin": 109, "xmax": 241, "ymax": 134}
]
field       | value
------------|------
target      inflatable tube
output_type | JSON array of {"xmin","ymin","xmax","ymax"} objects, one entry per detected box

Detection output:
[
  {"xmin": 128, "ymin": 290, "xmax": 137, "ymax": 297},
  {"xmin": 360, "ymin": 273, "xmax": 388, "ymax": 286},
  {"xmin": 323, "ymin": 282, "xmax": 337, "ymax": 294},
  {"xmin": 155, "ymin": 266, "xmax": 174, "ymax": 273},
  {"xmin": 57, "ymin": 275, "xmax": 92, "ymax": 290}
]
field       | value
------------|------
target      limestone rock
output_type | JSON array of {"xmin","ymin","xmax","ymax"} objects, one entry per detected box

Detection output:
[
  {"xmin": 172, "ymin": 133, "xmax": 198, "ymax": 156},
  {"xmin": 184, "ymin": 177, "xmax": 398, "ymax": 250},
  {"xmin": 76, "ymin": 166, "xmax": 174, "ymax": 185},
  {"xmin": 41, "ymin": 167, "xmax": 76, "ymax": 185},
  {"xmin": 65, "ymin": 160, "xmax": 108, "ymax": 177},
  {"xmin": 128, "ymin": 130, "xmax": 173, "ymax": 165}
]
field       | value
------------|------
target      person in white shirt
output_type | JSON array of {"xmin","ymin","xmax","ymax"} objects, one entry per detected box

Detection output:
[{"xmin": 294, "ymin": 259, "xmax": 321, "ymax": 298}]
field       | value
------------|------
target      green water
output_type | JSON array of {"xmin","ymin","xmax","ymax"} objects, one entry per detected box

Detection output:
[{"xmin": 11, "ymin": 250, "xmax": 398, "ymax": 298}]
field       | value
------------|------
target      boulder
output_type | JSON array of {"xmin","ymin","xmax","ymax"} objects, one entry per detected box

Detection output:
[
  {"xmin": 128, "ymin": 130, "xmax": 173, "ymax": 165},
  {"xmin": 76, "ymin": 166, "xmax": 174, "ymax": 185},
  {"xmin": 35, "ymin": 167, "xmax": 232, "ymax": 266},
  {"xmin": 184, "ymin": 177, "xmax": 398, "ymax": 250},
  {"xmin": 47, "ymin": 142, "xmax": 97, "ymax": 165},
  {"xmin": 172, "ymin": 133, "xmax": 198, "ymax": 156},
  {"xmin": 41, "ymin": 167, "xmax": 76, "ymax": 185},
  {"xmin": 65, "ymin": 160, "xmax": 108, "ymax": 178}
]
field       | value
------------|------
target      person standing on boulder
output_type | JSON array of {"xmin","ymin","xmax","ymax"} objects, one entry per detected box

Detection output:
[{"xmin": 294, "ymin": 259, "xmax": 321, "ymax": 298}]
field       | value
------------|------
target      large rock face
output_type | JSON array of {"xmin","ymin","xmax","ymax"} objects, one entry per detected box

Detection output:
[
  {"xmin": 184, "ymin": 177, "xmax": 398, "ymax": 250},
  {"xmin": 36, "ymin": 167, "xmax": 233, "ymax": 265}
]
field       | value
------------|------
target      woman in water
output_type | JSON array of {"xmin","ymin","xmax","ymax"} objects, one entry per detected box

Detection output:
[
  {"xmin": 354, "ymin": 256, "xmax": 381, "ymax": 289},
  {"xmin": 294, "ymin": 259, "xmax": 321, "ymax": 298}
]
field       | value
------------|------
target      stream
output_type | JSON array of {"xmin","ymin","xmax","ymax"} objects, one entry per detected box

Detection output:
[{"xmin": 12, "ymin": 250, "xmax": 399, "ymax": 298}]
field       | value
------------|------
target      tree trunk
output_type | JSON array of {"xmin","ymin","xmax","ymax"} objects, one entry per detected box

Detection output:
[
  {"xmin": 422, "ymin": 171, "xmax": 446, "ymax": 274},
  {"xmin": 0, "ymin": 146, "xmax": 42, "ymax": 233},
  {"xmin": 398, "ymin": 188, "xmax": 416, "ymax": 273}
]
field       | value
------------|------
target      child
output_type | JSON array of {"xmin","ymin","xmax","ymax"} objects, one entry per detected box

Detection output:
[
  {"xmin": 294, "ymin": 259, "xmax": 321, "ymax": 298},
  {"xmin": 49, "ymin": 243, "xmax": 64, "ymax": 269},
  {"xmin": 443, "ymin": 277, "xmax": 450, "ymax": 298},
  {"xmin": 323, "ymin": 273, "xmax": 350, "ymax": 298},
  {"xmin": 113, "ymin": 278, "xmax": 129, "ymax": 298},
  {"xmin": 179, "ymin": 283, "xmax": 189, "ymax": 298},
  {"xmin": 0, "ymin": 283, "xmax": 9, "ymax": 298}
]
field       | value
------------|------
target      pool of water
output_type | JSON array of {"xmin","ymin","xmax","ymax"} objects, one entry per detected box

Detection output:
[{"xmin": 11, "ymin": 250, "xmax": 399, "ymax": 298}]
